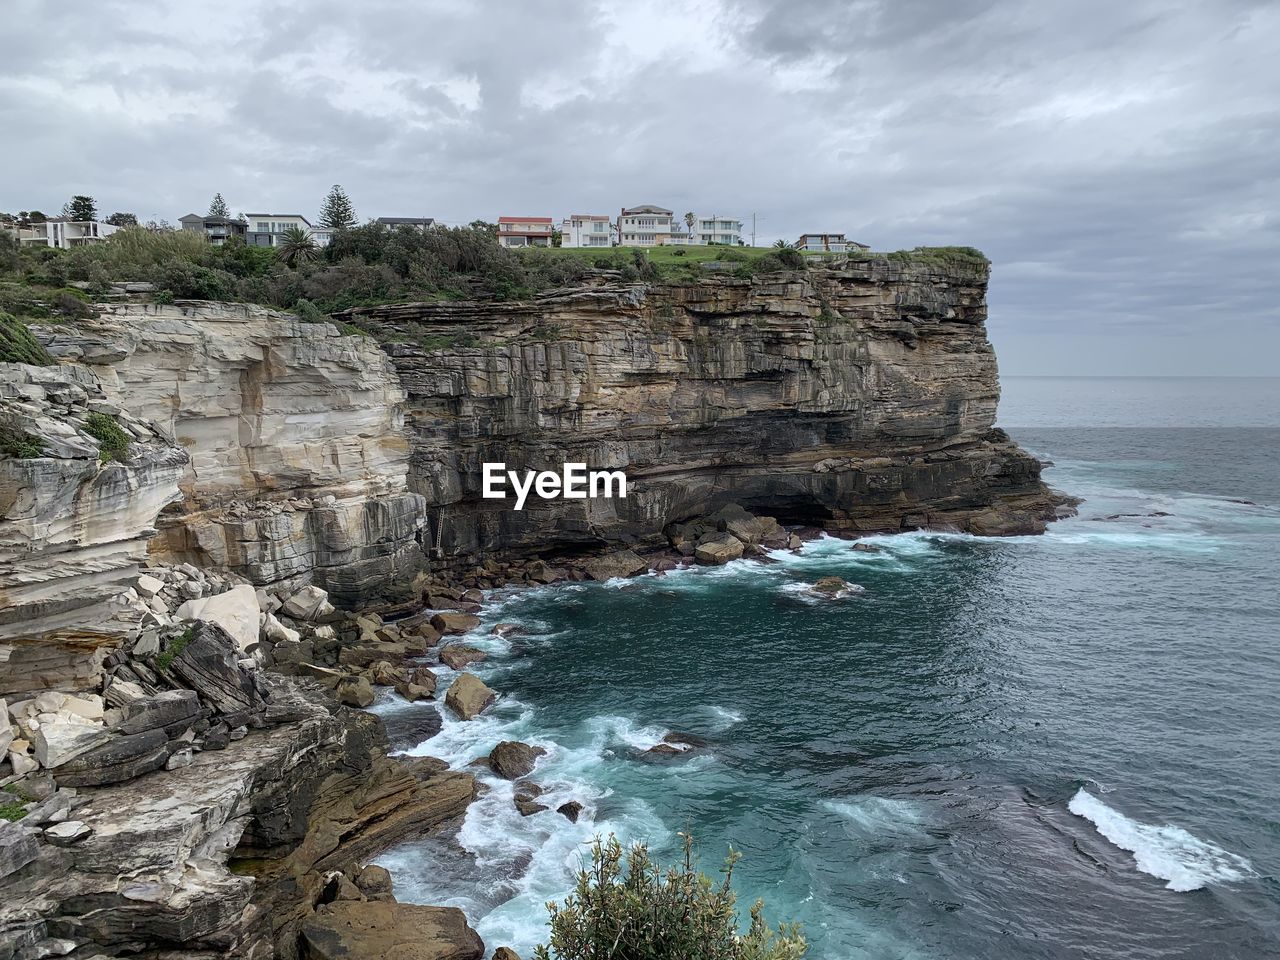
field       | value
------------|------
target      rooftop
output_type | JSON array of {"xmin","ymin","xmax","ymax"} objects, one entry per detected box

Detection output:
[{"xmin": 498, "ymin": 216, "xmax": 554, "ymax": 224}]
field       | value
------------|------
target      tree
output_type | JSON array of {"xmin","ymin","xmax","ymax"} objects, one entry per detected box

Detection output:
[
  {"xmin": 318, "ymin": 184, "xmax": 357, "ymax": 229},
  {"xmin": 773, "ymin": 238, "xmax": 790, "ymax": 249},
  {"xmin": 551, "ymin": 227, "xmax": 563, "ymax": 248},
  {"xmin": 276, "ymin": 226, "xmax": 318, "ymax": 267},
  {"xmin": 207, "ymin": 193, "xmax": 230, "ymax": 218},
  {"xmin": 19, "ymin": 211, "xmax": 48, "ymax": 226},
  {"xmin": 685, "ymin": 211, "xmax": 696, "ymax": 235},
  {"xmin": 63, "ymin": 195, "xmax": 97, "ymax": 221},
  {"xmin": 105, "ymin": 212, "xmax": 138, "ymax": 227},
  {"xmin": 535, "ymin": 834, "xmax": 806, "ymax": 960}
]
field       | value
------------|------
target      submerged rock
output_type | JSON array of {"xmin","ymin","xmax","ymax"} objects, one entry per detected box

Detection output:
[
  {"xmin": 488, "ymin": 741, "xmax": 547, "ymax": 780},
  {"xmin": 438, "ymin": 646, "xmax": 487, "ymax": 670},
  {"xmin": 430, "ymin": 612, "xmax": 481, "ymax": 635},
  {"xmin": 808, "ymin": 576, "xmax": 865, "ymax": 599}
]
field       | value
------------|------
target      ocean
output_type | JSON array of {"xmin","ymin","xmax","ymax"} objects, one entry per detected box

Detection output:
[{"xmin": 373, "ymin": 377, "xmax": 1280, "ymax": 959}]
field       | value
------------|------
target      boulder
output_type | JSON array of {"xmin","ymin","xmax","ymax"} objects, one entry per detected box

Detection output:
[
  {"xmin": 556, "ymin": 801, "xmax": 585, "ymax": 823},
  {"xmin": 513, "ymin": 788, "xmax": 547, "ymax": 816},
  {"xmin": 579, "ymin": 549, "xmax": 648, "ymax": 582},
  {"xmin": 262, "ymin": 612, "xmax": 301, "ymax": 644},
  {"xmin": 135, "ymin": 574, "xmax": 165, "ymax": 597},
  {"xmin": 490, "ymin": 623, "xmax": 522, "ymax": 638},
  {"xmin": 444, "ymin": 674, "xmax": 496, "ymax": 721},
  {"xmin": 43, "ymin": 820, "xmax": 92, "ymax": 846},
  {"xmin": 30, "ymin": 715, "xmax": 112, "ymax": 768},
  {"xmin": 176, "ymin": 584, "xmax": 261, "ymax": 652},
  {"xmin": 367, "ymin": 661, "xmax": 407, "ymax": 687},
  {"xmin": 114, "ymin": 689, "xmax": 201, "ymax": 737},
  {"xmin": 355, "ymin": 864, "xmax": 394, "ymax": 901},
  {"xmin": 438, "ymin": 646, "xmax": 487, "ymax": 671},
  {"xmin": 487, "ymin": 741, "xmax": 547, "ymax": 780},
  {"xmin": 55, "ymin": 728, "xmax": 170, "ymax": 787},
  {"xmin": 340, "ymin": 643, "xmax": 411, "ymax": 668},
  {"xmin": 299, "ymin": 901, "xmax": 483, "ymax": 960},
  {"xmin": 336, "ymin": 676, "xmax": 376, "ymax": 708},
  {"xmin": 161, "ymin": 621, "xmax": 264, "ymax": 716},
  {"xmin": 493, "ymin": 949, "xmax": 521, "ymax": 960},
  {"xmin": 282, "ymin": 584, "xmax": 336, "ymax": 621},
  {"xmin": 694, "ymin": 533, "xmax": 744, "ymax": 565},
  {"xmin": 431, "ymin": 612, "xmax": 481, "ymax": 635}
]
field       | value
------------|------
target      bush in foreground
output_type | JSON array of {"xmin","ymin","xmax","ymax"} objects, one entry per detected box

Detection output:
[{"xmin": 535, "ymin": 834, "xmax": 806, "ymax": 960}]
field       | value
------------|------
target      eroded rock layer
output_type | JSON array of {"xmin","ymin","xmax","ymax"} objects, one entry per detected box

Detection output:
[
  {"xmin": 343, "ymin": 257, "xmax": 1068, "ymax": 568},
  {"xmin": 35, "ymin": 303, "xmax": 426, "ymax": 604}
]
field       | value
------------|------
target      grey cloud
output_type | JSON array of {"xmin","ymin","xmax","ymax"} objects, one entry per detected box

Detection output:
[{"xmin": 0, "ymin": 0, "xmax": 1276, "ymax": 373}]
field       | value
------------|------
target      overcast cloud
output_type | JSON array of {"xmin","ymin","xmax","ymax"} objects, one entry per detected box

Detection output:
[{"xmin": 2, "ymin": 0, "xmax": 1277, "ymax": 374}]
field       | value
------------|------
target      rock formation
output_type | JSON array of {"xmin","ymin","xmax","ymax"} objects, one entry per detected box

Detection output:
[
  {"xmin": 341, "ymin": 256, "xmax": 1070, "ymax": 570},
  {"xmin": 34, "ymin": 302, "xmax": 426, "ymax": 605}
]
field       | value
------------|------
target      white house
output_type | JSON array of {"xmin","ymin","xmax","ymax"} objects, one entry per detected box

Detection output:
[
  {"xmin": 244, "ymin": 214, "xmax": 332, "ymax": 247},
  {"xmin": 16, "ymin": 218, "xmax": 118, "ymax": 249},
  {"xmin": 616, "ymin": 205, "xmax": 674, "ymax": 247},
  {"xmin": 796, "ymin": 233, "xmax": 868, "ymax": 253},
  {"xmin": 691, "ymin": 215, "xmax": 743, "ymax": 246},
  {"xmin": 497, "ymin": 216, "xmax": 554, "ymax": 247},
  {"xmin": 560, "ymin": 214, "xmax": 613, "ymax": 248}
]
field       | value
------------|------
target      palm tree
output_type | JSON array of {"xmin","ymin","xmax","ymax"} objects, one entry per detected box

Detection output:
[
  {"xmin": 277, "ymin": 226, "xmax": 318, "ymax": 267},
  {"xmin": 773, "ymin": 238, "xmax": 791, "ymax": 249},
  {"xmin": 684, "ymin": 211, "xmax": 696, "ymax": 236}
]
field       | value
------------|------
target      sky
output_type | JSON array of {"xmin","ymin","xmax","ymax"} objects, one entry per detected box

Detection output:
[{"xmin": 1, "ymin": 0, "xmax": 1277, "ymax": 375}]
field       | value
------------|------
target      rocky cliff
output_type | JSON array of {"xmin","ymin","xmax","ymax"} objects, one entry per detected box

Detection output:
[
  {"xmin": 343, "ymin": 256, "xmax": 1067, "ymax": 569},
  {"xmin": 34, "ymin": 303, "xmax": 426, "ymax": 605}
]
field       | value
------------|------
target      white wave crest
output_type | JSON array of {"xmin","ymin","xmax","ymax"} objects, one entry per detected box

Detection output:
[{"xmin": 1068, "ymin": 789, "xmax": 1257, "ymax": 892}]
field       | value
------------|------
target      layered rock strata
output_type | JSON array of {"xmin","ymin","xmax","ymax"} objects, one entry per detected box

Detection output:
[
  {"xmin": 34, "ymin": 303, "xmax": 425, "ymax": 604},
  {"xmin": 0, "ymin": 362, "xmax": 186, "ymax": 658},
  {"xmin": 342, "ymin": 257, "xmax": 1069, "ymax": 569}
]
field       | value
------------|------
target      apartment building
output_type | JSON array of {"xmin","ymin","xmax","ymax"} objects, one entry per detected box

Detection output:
[
  {"xmin": 497, "ymin": 216, "xmax": 554, "ymax": 247},
  {"xmin": 179, "ymin": 214, "xmax": 247, "ymax": 245},
  {"xmin": 616, "ymin": 204, "xmax": 674, "ymax": 246},
  {"xmin": 15, "ymin": 218, "xmax": 118, "ymax": 249},
  {"xmin": 560, "ymin": 214, "xmax": 613, "ymax": 247},
  {"xmin": 244, "ymin": 214, "xmax": 331, "ymax": 247}
]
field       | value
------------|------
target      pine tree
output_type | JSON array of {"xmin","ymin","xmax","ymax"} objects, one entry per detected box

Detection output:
[
  {"xmin": 207, "ymin": 193, "xmax": 230, "ymax": 218},
  {"xmin": 62, "ymin": 195, "xmax": 97, "ymax": 221},
  {"xmin": 319, "ymin": 184, "xmax": 357, "ymax": 229}
]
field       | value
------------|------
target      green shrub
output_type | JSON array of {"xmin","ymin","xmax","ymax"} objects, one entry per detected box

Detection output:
[
  {"xmin": 0, "ymin": 311, "xmax": 54, "ymax": 364},
  {"xmin": 534, "ymin": 834, "xmax": 806, "ymax": 960},
  {"xmin": 0, "ymin": 425, "xmax": 47, "ymax": 459},
  {"xmin": 83, "ymin": 412, "xmax": 130, "ymax": 462},
  {"xmin": 155, "ymin": 626, "xmax": 194, "ymax": 671}
]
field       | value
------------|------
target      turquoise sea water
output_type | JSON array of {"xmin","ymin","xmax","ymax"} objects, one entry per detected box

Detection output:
[{"xmin": 375, "ymin": 377, "xmax": 1280, "ymax": 959}]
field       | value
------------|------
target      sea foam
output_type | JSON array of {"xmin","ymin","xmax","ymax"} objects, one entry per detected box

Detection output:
[{"xmin": 1068, "ymin": 789, "xmax": 1257, "ymax": 892}]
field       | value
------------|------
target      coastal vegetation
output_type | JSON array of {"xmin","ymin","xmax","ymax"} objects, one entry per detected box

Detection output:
[
  {"xmin": 535, "ymin": 834, "xmax": 806, "ymax": 960},
  {"xmin": 0, "ymin": 222, "xmax": 985, "ymax": 327}
]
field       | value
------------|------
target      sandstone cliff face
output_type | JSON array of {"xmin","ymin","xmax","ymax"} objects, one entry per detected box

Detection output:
[
  {"xmin": 35, "ymin": 303, "xmax": 425, "ymax": 604},
  {"xmin": 0, "ymin": 362, "xmax": 186, "ymax": 667},
  {"xmin": 343, "ymin": 257, "xmax": 1066, "ymax": 568}
]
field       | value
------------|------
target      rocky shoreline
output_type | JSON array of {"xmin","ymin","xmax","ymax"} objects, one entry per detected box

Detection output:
[{"xmin": 0, "ymin": 499, "xmax": 945, "ymax": 959}]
